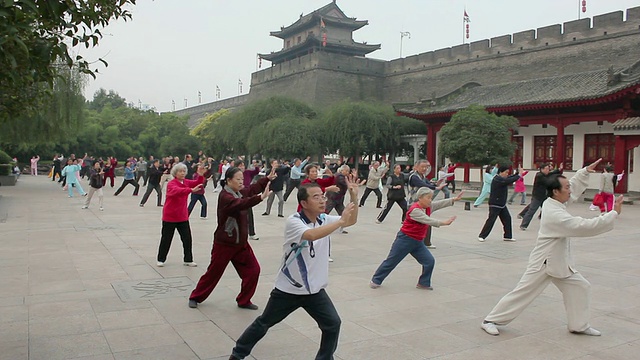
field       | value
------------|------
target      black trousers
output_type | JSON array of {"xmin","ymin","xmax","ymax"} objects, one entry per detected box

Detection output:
[
  {"xmin": 283, "ymin": 178, "xmax": 301, "ymax": 201},
  {"xmin": 136, "ymin": 171, "xmax": 147, "ymax": 186},
  {"xmin": 449, "ymin": 179, "xmax": 456, "ymax": 193},
  {"xmin": 157, "ymin": 221, "xmax": 193, "ymax": 263},
  {"xmin": 140, "ymin": 183, "xmax": 162, "ymax": 206},
  {"xmin": 479, "ymin": 206, "xmax": 513, "ymax": 239},
  {"xmin": 114, "ymin": 179, "xmax": 139, "ymax": 195},
  {"xmin": 232, "ymin": 288, "xmax": 341, "ymax": 360},
  {"xmin": 359, "ymin": 187, "xmax": 383, "ymax": 207},
  {"xmin": 325, "ymin": 198, "xmax": 345, "ymax": 215},
  {"xmin": 247, "ymin": 207, "xmax": 256, "ymax": 236},
  {"xmin": 377, "ymin": 198, "xmax": 408, "ymax": 222},
  {"xmin": 53, "ymin": 167, "xmax": 62, "ymax": 181}
]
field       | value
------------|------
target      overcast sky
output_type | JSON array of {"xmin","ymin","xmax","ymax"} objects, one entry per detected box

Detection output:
[{"xmin": 80, "ymin": 0, "xmax": 640, "ymax": 112}]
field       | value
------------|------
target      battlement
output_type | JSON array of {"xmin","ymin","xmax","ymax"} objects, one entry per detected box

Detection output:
[
  {"xmin": 169, "ymin": 94, "xmax": 250, "ymax": 127},
  {"xmin": 251, "ymin": 51, "xmax": 385, "ymax": 86},
  {"xmin": 385, "ymin": 6, "xmax": 640, "ymax": 74}
]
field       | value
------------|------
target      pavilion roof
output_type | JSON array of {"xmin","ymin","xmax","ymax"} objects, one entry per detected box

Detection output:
[
  {"xmin": 259, "ymin": 34, "xmax": 380, "ymax": 62},
  {"xmin": 270, "ymin": 1, "xmax": 368, "ymax": 39},
  {"xmin": 394, "ymin": 59, "xmax": 640, "ymax": 119}
]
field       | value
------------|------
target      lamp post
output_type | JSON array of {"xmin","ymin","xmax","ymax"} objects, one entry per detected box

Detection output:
[
  {"xmin": 216, "ymin": 86, "xmax": 221, "ymax": 100},
  {"xmin": 171, "ymin": 100, "xmax": 175, "ymax": 111},
  {"xmin": 400, "ymin": 31, "xmax": 411, "ymax": 58}
]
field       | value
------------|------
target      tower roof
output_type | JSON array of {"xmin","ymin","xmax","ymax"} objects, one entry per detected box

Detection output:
[
  {"xmin": 259, "ymin": 34, "xmax": 380, "ymax": 63},
  {"xmin": 270, "ymin": 1, "xmax": 368, "ymax": 39}
]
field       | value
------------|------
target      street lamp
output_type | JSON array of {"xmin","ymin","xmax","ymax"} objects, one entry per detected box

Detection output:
[{"xmin": 400, "ymin": 31, "xmax": 411, "ymax": 58}]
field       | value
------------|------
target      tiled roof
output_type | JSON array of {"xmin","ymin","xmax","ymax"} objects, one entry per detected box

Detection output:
[
  {"xmin": 259, "ymin": 35, "xmax": 380, "ymax": 62},
  {"xmin": 270, "ymin": 2, "xmax": 366, "ymax": 38},
  {"xmin": 613, "ymin": 117, "xmax": 640, "ymax": 131},
  {"xmin": 394, "ymin": 59, "xmax": 640, "ymax": 117}
]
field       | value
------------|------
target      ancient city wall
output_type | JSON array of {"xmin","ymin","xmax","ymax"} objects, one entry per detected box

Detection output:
[{"xmin": 169, "ymin": 94, "xmax": 249, "ymax": 127}]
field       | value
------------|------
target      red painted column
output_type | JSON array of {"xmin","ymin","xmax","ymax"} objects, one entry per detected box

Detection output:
[
  {"xmin": 426, "ymin": 122, "xmax": 436, "ymax": 178},
  {"xmin": 463, "ymin": 163, "xmax": 470, "ymax": 183},
  {"xmin": 555, "ymin": 120, "xmax": 565, "ymax": 168},
  {"xmin": 614, "ymin": 136, "xmax": 628, "ymax": 193}
]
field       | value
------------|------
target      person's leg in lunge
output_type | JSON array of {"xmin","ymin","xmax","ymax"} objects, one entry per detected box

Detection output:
[
  {"xmin": 304, "ymin": 289, "xmax": 341, "ymax": 359},
  {"xmin": 231, "ymin": 245, "xmax": 261, "ymax": 307},
  {"xmin": 175, "ymin": 221, "xmax": 194, "ymax": 263},
  {"xmin": 411, "ymin": 244, "xmax": 435, "ymax": 288},
  {"xmin": 371, "ymin": 233, "xmax": 417, "ymax": 286}
]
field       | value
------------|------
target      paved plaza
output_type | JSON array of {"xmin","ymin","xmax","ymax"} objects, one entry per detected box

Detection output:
[{"xmin": 1, "ymin": 175, "xmax": 639, "ymax": 360}]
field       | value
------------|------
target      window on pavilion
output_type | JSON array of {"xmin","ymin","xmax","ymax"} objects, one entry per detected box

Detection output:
[{"xmin": 584, "ymin": 133, "xmax": 615, "ymax": 170}]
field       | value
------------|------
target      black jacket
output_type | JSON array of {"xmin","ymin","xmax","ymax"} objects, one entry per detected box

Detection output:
[
  {"xmin": 269, "ymin": 166, "xmax": 291, "ymax": 192},
  {"xmin": 89, "ymin": 169, "xmax": 104, "ymax": 189},
  {"xmin": 147, "ymin": 166, "xmax": 163, "ymax": 185},
  {"xmin": 386, "ymin": 174, "xmax": 406, "ymax": 201},
  {"xmin": 531, "ymin": 169, "xmax": 562, "ymax": 200},
  {"xmin": 488, "ymin": 173, "xmax": 521, "ymax": 206}
]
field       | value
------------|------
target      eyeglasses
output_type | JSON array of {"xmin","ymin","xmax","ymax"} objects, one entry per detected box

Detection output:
[{"xmin": 310, "ymin": 194, "xmax": 328, "ymax": 201}]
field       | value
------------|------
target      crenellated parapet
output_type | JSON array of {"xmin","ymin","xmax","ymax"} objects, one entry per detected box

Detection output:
[{"xmin": 384, "ymin": 7, "xmax": 640, "ymax": 74}]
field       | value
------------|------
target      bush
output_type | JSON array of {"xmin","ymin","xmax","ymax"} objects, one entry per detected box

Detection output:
[
  {"xmin": 0, "ymin": 149, "xmax": 12, "ymax": 164},
  {"xmin": 0, "ymin": 164, "xmax": 11, "ymax": 176}
]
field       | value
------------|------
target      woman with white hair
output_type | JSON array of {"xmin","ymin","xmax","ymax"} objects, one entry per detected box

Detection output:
[
  {"xmin": 370, "ymin": 187, "xmax": 463, "ymax": 290},
  {"xmin": 156, "ymin": 163, "xmax": 206, "ymax": 267}
]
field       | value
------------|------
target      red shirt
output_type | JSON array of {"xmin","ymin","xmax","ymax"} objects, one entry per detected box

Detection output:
[
  {"xmin": 162, "ymin": 177, "xmax": 204, "ymax": 222},
  {"xmin": 400, "ymin": 203, "xmax": 432, "ymax": 241},
  {"xmin": 297, "ymin": 177, "xmax": 336, "ymax": 211}
]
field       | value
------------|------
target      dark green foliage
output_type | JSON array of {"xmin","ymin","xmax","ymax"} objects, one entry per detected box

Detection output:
[
  {"xmin": 0, "ymin": 0, "xmax": 136, "ymax": 140},
  {"xmin": 0, "ymin": 149, "xmax": 13, "ymax": 164},
  {"xmin": 438, "ymin": 105, "xmax": 518, "ymax": 166}
]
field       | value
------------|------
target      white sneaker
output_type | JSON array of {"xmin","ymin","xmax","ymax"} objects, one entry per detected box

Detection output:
[
  {"xmin": 369, "ymin": 281, "xmax": 381, "ymax": 289},
  {"xmin": 503, "ymin": 238, "xmax": 516, "ymax": 242},
  {"xmin": 477, "ymin": 237, "xmax": 485, "ymax": 242},
  {"xmin": 200, "ymin": 217, "xmax": 207, "ymax": 220},
  {"xmin": 481, "ymin": 321, "xmax": 499, "ymax": 336},
  {"xmin": 571, "ymin": 327, "xmax": 601, "ymax": 336},
  {"xmin": 99, "ymin": 207, "xmax": 104, "ymax": 211},
  {"xmin": 328, "ymin": 257, "xmax": 334, "ymax": 263},
  {"xmin": 426, "ymin": 245, "xmax": 436, "ymax": 249},
  {"xmin": 183, "ymin": 262, "xmax": 197, "ymax": 267},
  {"xmin": 156, "ymin": 261, "xmax": 165, "ymax": 267},
  {"xmin": 81, "ymin": 205, "xmax": 88, "ymax": 209},
  {"xmin": 250, "ymin": 235, "xmax": 259, "ymax": 240},
  {"xmin": 375, "ymin": 220, "xmax": 381, "ymax": 224}
]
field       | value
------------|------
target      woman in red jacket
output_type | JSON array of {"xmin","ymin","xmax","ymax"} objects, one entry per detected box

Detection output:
[
  {"xmin": 189, "ymin": 167, "xmax": 274, "ymax": 310},
  {"xmin": 297, "ymin": 164, "xmax": 339, "ymax": 211},
  {"xmin": 156, "ymin": 163, "xmax": 205, "ymax": 267}
]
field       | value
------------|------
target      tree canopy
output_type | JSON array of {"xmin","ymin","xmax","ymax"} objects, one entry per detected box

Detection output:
[
  {"xmin": 438, "ymin": 105, "xmax": 518, "ymax": 166},
  {"xmin": 0, "ymin": 0, "xmax": 136, "ymax": 141}
]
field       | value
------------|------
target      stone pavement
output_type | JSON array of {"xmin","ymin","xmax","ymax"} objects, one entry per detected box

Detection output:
[{"xmin": 1, "ymin": 176, "xmax": 639, "ymax": 360}]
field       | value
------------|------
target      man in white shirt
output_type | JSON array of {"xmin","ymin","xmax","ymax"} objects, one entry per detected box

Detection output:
[
  {"xmin": 481, "ymin": 158, "xmax": 622, "ymax": 337},
  {"xmin": 229, "ymin": 181, "xmax": 359, "ymax": 360}
]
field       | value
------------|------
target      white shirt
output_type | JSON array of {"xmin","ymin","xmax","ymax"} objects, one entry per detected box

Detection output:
[
  {"xmin": 275, "ymin": 212, "xmax": 340, "ymax": 295},
  {"xmin": 220, "ymin": 163, "xmax": 230, "ymax": 180}
]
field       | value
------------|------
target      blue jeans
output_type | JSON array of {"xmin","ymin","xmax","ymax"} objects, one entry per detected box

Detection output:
[
  {"xmin": 232, "ymin": 288, "xmax": 340, "ymax": 360},
  {"xmin": 371, "ymin": 231, "xmax": 435, "ymax": 287}
]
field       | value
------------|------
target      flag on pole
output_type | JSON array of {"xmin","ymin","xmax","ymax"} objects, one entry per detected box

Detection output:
[{"xmin": 463, "ymin": 9, "xmax": 470, "ymax": 40}]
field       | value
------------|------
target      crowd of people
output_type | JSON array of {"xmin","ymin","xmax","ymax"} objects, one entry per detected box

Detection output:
[{"xmin": 36, "ymin": 151, "xmax": 626, "ymax": 359}]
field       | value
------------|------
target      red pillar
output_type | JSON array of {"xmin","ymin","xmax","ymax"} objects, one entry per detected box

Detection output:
[
  {"xmin": 463, "ymin": 163, "xmax": 470, "ymax": 183},
  {"xmin": 555, "ymin": 120, "xmax": 565, "ymax": 168},
  {"xmin": 426, "ymin": 122, "xmax": 437, "ymax": 178},
  {"xmin": 614, "ymin": 136, "xmax": 628, "ymax": 193}
]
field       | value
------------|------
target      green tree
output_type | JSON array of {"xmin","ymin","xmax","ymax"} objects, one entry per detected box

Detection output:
[
  {"xmin": 0, "ymin": 0, "xmax": 136, "ymax": 141},
  {"xmin": 87, "ymin": 89, "xmax": 128, "ymax": 112},
  {"xmin": 246, "ymin": 116, "xmax": 321, "ymax": 158},
  {"xmin": 191, "ymin": 109, "xmax": 231, "ymax": 158},
  {"xmin": 438, "ymin": 105, "xmax": 518, "ymax": 166}
]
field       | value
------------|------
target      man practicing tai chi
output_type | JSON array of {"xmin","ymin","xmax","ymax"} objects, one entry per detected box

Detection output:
[
  {"xmin": 228, "ymin": 180, "xmax": 359, "ymax": 360},
  {"xmin": 481, "ymin": 158, "xmax": 623, "ymax": 337}
]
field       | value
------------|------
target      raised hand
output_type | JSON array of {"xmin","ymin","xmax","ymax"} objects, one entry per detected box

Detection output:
[
  {"xmin": 345, "ymin": 176, "xmax": 359, "ymax": 197},
  {"xmin": 339, "ymin": 202, "xmax": 356, "ymax": 225},
  {"xmin": 261, "ymin": 182, "xmax": 272, "ymax": 200},
  {"xmin": 453, "ymin": 191, "xmax": 464, "ymax": 202},
  {"xmin": 614, "ymin": 194, "xmax": 623, "ymax": 214},
  {"xmin": 586, "ymin": 158, "xmax": 603, "ymax": 173},
  {"xmin": 267, "ymin": 168, "xmax": 277, "ymax": 180},
  {"xmin": 191, "ymin": 184, "xmax": 203, "ymax": 193},
  {"xmin": 441, "ymin": 216, "xmax": 457, "ymax": 226}
]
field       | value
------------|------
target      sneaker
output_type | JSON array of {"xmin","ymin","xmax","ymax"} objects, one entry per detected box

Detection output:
[
  {"xmin": 517, "ymin": 214, "xmax": 523, "ymax": 219},
  {"xmin": 183, "ymin": 262, "xmax": 197, "ymax": 267},
  {"xmin": 375, "ymin": 220, "xmax": 381, "ymax": 224},
  {"xmin": 477, "ymin": 237, "xmax": 485, "ymax": 242},
  {"xmin": 571, "ymin": 327, "xmax": 601, "ymax": 336},
  {"xmin": 262, "ymin": 212, "xmax": 268, "ymax": 216},
  {"xmin": 99, "ymin": 207, "xmax": 104, "ymax": 211},
  {"xmin": 249, "ymin": 235, "xmax": 260, "ymax": 240},
  {"xmin": 519, "ymin": 226, "xmax": 527, "ymax": 231},
  {"xmin": 481, "ymin": 321, "xmax": 499, "ymax": 336},
  {"xmin": 200, "ymin": 216, "xmax": 207, "ymax": 220},
  {"xmin": 369, "ymin": 281, "xmax": 381, "ymax": 289},
  {"xmin": 341, "ymin": 230, "xmax": 348, "ymax": 234},
  {"xmin": 139, "ymin": 204, "xmax": 144, "ymax": 207},
  {"xmin": 82, "ymin": 193, "xmax": 88, "ymax": 197},
  {"xmin": 237, "ymin": 303, "xmax": 259, "ymax": 310},
  {"xmin": 503, "ymin": 238, "xmax": 516, "ymax": 242},
  {"xmin": 156, "ymin": 261, "xmax": 165, "ymax": 267},
  {"xmin": 68, "ymin": 195, "xmax": 72, "ymax": 198},
  {"xmin": 416, "ymin": 284, "xmax": 434, "ymax": 290},
  {"xmin": 277, "ymin": 214, "xmax": 284, "ymax": 218},
  {"xmin": 328, "ymin": 257, "xmax": 334, "ymax": 263},
  {"xmin": 188, "ymin": 299, "xmax": 198, "ymax": 308},
  {"xmin": 426, "ymin": 245, "xmax": 436, "ymax": 249},
  {"xmin": 157, "ymin": 204, "xmax": 163, "ymax": 207},
  {"xmin": 81, "ymin": 205, "xmax": 88, "ymax": 209}
]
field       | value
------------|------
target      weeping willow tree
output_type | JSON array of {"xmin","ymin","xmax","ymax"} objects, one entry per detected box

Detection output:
[{"xmin": 0, "ymin": 64, "xmax": 87, "ymax": 147}]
